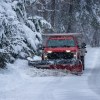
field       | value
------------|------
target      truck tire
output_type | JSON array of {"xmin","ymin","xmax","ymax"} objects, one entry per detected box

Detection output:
[{"xmin": 81, "ymin": 56, "xmax": 85, "ymax": 70}]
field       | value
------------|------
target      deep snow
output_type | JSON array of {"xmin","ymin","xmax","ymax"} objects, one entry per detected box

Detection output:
[{"xmin": 0, "ymin": 46, "xmax": 100, "ymax": 100}]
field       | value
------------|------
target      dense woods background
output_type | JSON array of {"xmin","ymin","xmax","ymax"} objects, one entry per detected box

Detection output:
[{"xmin": 26, "ymin": 0, "xmax": 100, "ymax": 46}]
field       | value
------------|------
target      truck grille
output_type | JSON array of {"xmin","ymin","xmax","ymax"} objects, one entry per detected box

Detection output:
[{"xmin": 47, "ymin": 52, "xmax": 74, "ymax": 59}]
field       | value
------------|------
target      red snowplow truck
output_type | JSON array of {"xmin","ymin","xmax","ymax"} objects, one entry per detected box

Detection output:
[{"xmin": 28, "ymin": 33, "xmax": 87, "ymax": 74}]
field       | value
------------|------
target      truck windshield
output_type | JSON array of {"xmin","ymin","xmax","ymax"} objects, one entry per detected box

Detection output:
[{"xmin": 47, "ymin": 39, "xmax": 75, "ymax": 47}]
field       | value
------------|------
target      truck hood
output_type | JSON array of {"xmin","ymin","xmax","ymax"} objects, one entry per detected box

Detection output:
[{"xmin": 44, "ymin": 47, "xmax": 78, "ymax": 53}]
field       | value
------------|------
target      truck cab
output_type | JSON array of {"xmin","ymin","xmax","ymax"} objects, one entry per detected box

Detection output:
[{"xmin": 43, "ymin": 35, "xmax": 79, "ymax": 60}]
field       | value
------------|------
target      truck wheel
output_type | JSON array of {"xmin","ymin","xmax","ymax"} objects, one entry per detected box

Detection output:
[{"xmin": 81, "ymin": 56, "xmax": 84, "ymax": 70}]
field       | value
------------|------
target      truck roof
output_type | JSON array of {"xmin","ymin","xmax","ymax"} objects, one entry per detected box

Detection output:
[
  {"xmin": 42, "ymin": 33, "xmax": 84, "ymax": 45},
  {"xmin": 49, "ymin": 36, "xmax": 74, "ymax": 40},
  {"xmin": 42, "ymin": 33, "xmax": 83, "ymax": 37}
]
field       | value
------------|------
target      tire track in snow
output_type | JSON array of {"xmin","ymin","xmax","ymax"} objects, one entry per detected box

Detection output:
[
  {"xmin": 84, "ymin": 48, "xmax": 99, "ymax": 75},
  {"xmin": 88, "ymin": 48, "xmax": 100, "ymax": 96}
]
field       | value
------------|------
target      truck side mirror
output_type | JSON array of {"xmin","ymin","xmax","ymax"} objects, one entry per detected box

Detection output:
[{"xmin": 81, "ymin": 43, "xmax": 86, "ymax": 48}]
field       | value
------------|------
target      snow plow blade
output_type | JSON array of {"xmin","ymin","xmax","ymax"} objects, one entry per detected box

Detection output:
[
  {"xmin": 28, "ymin": 59, "xmax": 83, "ymax": 73},
  {"xmin": 28, "ymin": 59, "xmax": 75, "ymax": 67}
]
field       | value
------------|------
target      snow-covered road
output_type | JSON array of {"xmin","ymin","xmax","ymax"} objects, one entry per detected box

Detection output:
[{"xmin": 0, "ymin": 47, "xmax": 100, "ymax": 100}]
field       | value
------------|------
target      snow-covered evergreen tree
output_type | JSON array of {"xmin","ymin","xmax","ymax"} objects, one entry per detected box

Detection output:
[{"xmin": 0, "ymin": 0, "xmax": 51, "ymax": 67}]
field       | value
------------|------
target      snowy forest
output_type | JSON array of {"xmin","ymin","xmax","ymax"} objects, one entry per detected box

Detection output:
[{"xmin": 0, "ymin": 0, "xmax": 100, "ymax": 67}]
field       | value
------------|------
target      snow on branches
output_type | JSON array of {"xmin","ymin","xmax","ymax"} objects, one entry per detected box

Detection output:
[{"xmin": 0, "ymin": 0, "xmax": 51, "ymax": 66}]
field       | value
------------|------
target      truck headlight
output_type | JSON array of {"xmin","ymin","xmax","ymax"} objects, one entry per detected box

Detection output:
[
  {"xmin": 73, "ymin": 52, "xmax": 77, "ymax": 59},
  {"xmin": 43, "ymin": 53, "xmax": 48, "ymax": 59},
  {"xmin": 66, "ymin": 50, "xmax": 71, "ymax": 53},
  {"xmin": 74, "ymin": 53, "xmax": 77, "ymax": 57},
  {"xmin": 47, "ymin": 51, "xmax": 52, "ymax": 53},
  {"xmin": 44, "ymin": 55, "xmax": 47, "ymax": 59}
]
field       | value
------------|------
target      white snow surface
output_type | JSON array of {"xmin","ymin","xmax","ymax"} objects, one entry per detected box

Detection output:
[{"xmin": 0, "ymin": 46, "xmax": 100, "ymax": 100}]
